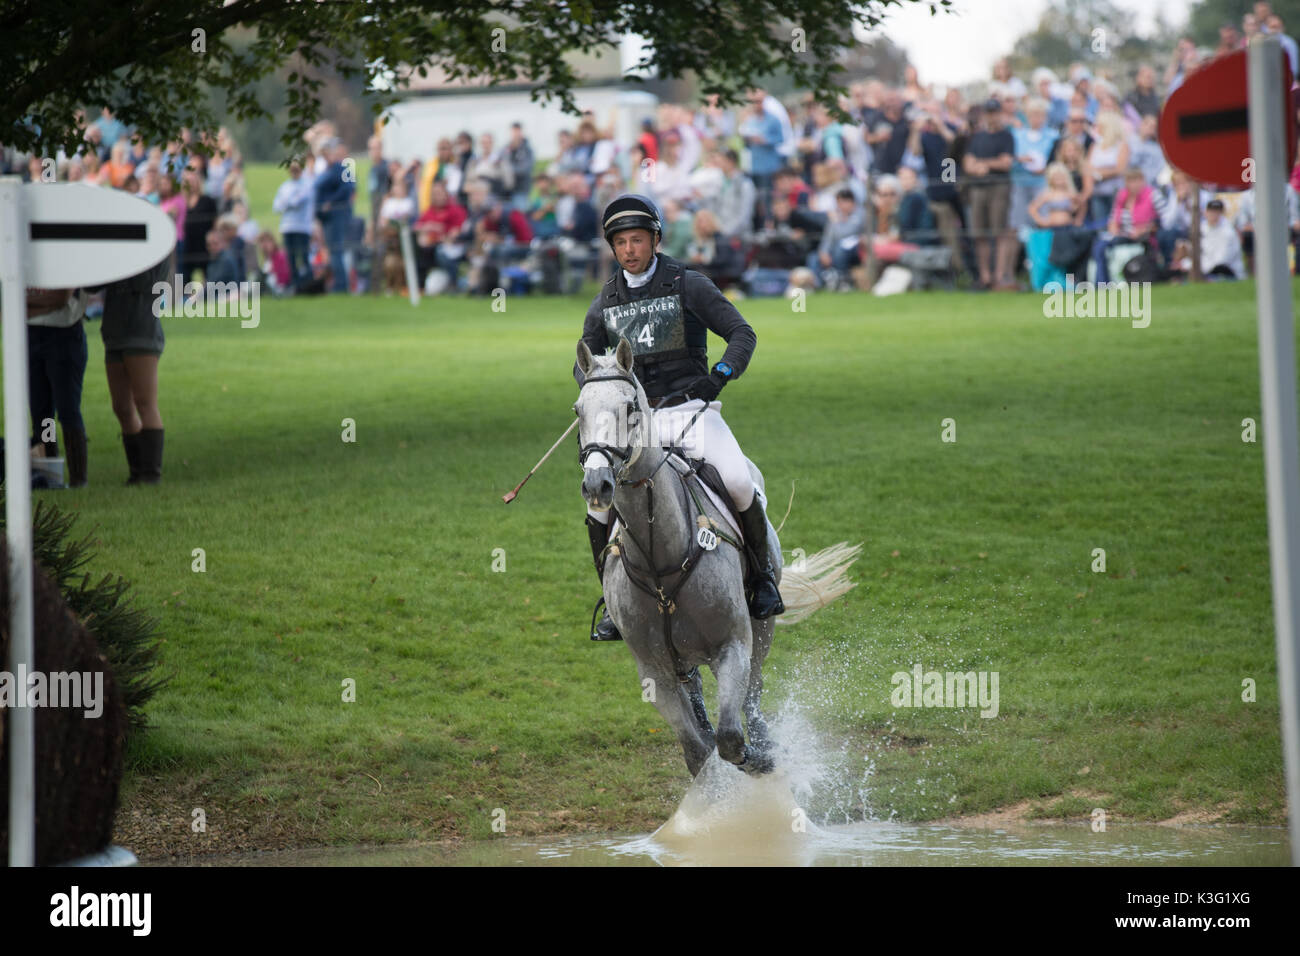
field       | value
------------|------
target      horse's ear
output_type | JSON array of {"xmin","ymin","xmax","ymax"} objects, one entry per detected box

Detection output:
[
  {"xmin": 614, "ymin": 336, "xmax": 634, "ymax": 373},
  {"xmin": 577, "ymin": 339, "xmax": 594, "ymax": 376}
]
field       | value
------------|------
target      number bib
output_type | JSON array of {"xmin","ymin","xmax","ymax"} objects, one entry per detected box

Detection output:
[{"xmin": 602, "ymin": 294, "xmax": 686, "ymax": 359}]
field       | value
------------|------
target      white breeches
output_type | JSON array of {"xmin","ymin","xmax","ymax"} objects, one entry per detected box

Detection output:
[{"xmin": 586, "ymin": 399, "xmax": 757, "ymax": 523}]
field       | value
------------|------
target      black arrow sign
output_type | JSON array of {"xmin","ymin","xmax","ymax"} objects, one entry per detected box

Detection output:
[
  {"xmin": 1177, "ymin": 107, "xmax": 1249, "ymax": 137},
  {"xmin": 29, "ymin": 223, "xmax": 146, "ymax": 241}
]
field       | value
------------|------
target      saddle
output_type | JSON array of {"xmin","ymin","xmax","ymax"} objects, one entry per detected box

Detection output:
[
  {"xmin": 608, "ymin": 453, "xmax": 742, "ymax": 549},
  {"xmin": 664, "ymin": 452, "xmax": 759, "ymax": 584}
]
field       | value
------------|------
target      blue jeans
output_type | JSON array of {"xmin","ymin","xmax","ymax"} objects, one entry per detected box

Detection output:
[
  {"xmin": 1155, "ymin": 227, "xmax": 1186, "ymax": 266},
  {"xmin": 806, "ymin": 241, "xmax": 860, "ymax": 285},
  {"xmin": 322, "ymin": 209, "xmax": 351, "ymax": 292},
  {"xmin": 28, "ymin": 323, "xmax": 88, "ymax": 446},
  {"xmin": 435, "ymin": 247, "xmax": 465, "ymax": 287},
  {"xmin": 1086, "ymin": 193, "xmax": 1116, "ymax": 230},
  {"xmin": 283, "ymin": 232, "xmax": 311, "ymax": 287}
]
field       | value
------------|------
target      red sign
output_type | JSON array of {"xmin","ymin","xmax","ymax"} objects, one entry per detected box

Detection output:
[{"xmin": 1158, "ymin": 47, "xmax": 1296, "ymax": 190}]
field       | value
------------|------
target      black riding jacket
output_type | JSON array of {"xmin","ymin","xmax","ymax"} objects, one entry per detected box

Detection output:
[{"xmin": 573, "ymin": 253, "xmax": 757, "ymax": 400}]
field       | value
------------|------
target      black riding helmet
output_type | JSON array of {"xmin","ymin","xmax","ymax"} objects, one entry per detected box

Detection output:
[{"xmin": 602, "ymin": 193, "xmax": 662, "ymax": 250}]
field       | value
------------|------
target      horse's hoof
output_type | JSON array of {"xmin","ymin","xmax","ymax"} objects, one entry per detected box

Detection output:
[{"xmin": 739, "ymin": 747, "xmax": 776, "ymax": 775}]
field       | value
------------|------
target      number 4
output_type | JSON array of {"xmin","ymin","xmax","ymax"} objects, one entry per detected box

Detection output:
[{"xmin": 637, "ymin": 325, "xmax": 654, "ymax": 346}]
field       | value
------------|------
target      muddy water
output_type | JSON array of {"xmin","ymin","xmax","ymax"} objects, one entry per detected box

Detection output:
[
  {"xmin": 179, "ymin": 754, "xmax": 1289, "ymax": 867},
  {"xmin": 162, "ymin": 686, "xmax": 1291, "ymax": 867},
  {"xmin": 181, "ymin": 821, "xmax": 1288, "ymax": 867}
]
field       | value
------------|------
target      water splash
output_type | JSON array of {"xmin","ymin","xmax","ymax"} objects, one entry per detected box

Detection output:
[
  {"xmin": 626, "ymin": 677, "xmax": 877, "ymax": 864},
  {"xmin": 644, "ymin": 752, "xmax": 816, "ymax": 865}
]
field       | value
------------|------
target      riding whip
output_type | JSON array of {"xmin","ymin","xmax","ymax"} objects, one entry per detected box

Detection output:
[{"xmin": 502, "ymin": 418, "xmax": 579, "ymax": 503}]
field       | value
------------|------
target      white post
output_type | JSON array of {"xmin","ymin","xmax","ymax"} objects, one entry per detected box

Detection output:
[
  {"xmin": 399, "ymin": 222, "xmax": 420, "ymax": 306},
  {"xmin": 1248, "ymin": 35, "xmax": 1300, "ymax": 866},
  {"xmin": 0, "ymin": 176, "xmax": 35, "ymax": 867}
]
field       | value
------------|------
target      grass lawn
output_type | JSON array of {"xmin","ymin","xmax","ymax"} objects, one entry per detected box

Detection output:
[{"xmin": 11, "ymin": 277, "xmax": 1291, "ymax": 858}]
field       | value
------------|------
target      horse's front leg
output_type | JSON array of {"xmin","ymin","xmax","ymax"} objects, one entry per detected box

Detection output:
[
  {"xmin": 712, "ymin": 622, "xmax": 772, "ymax": 774},
  {"xmin": 743, "ymin": 618, "xmax": 776, "ymax": 762},
  {"xmin": 635, "ymin": 657, "xmax": 714, "ymax": 778}
]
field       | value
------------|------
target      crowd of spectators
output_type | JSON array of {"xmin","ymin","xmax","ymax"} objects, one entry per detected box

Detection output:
[
  {"xmin": 7, "ymin": 0, "xmax": 1300, "ymax": 301},
  {"xmin": 363, "ymin": 3, "xmax": 1300, "ymax": 298},
  {"xmin": 0, "ymin": 113, "xmax": 355, "ymax": 300},
  {"xmin": 0, "ymin": 112, "xmax": 308, "ymax": 303}
]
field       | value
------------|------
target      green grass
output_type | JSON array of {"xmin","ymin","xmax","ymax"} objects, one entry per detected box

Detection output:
[{"xmin": 15, "ymin": 278, "xmax": 1291, "ymax": 856}]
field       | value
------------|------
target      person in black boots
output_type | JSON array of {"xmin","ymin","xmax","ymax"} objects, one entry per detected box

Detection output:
[
  {"xmin": 25, "ymin": 287, "xmax": 90, "ymax": 487},
  {"xmin": 100, "ymin": 259, "xmax": 168, "ymax": 485},
  {"xmin": 575, "ymin": 193, "xmax": 784, "ymax": 642}
]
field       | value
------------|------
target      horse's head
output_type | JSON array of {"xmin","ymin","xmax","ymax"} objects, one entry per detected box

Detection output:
[{"xmin": 575, "ymin": 336, "xmax": 656, "ymax": 511}]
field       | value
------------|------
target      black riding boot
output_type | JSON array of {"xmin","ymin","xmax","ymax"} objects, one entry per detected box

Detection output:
[
  {"xmin": 739, "ymin": 499, "xmax": 785, "ymax": 619},
  {"xmin": 121, "ymin": 431, "xmax": 144, "ymax": 485},
  {"xmin": 133, "ymin": 428, "xmax": 163, "ymax": 485},
  {"xmin": 586, "ymin": 515, "xmax": 623, "ymax": 642}
]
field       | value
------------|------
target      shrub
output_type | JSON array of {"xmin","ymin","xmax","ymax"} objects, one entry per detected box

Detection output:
[{"xmin": 2, "ymin": 494, "xmax": 166, "ymax": 737}]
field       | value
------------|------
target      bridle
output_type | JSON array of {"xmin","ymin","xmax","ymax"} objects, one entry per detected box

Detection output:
[
  {"xmin": 576, "ymin": 370, "xmax": 647, "ymax": 483},
  {"xmin": 577, "ymin": 370, "xmax": 710, "ymax": 488}
]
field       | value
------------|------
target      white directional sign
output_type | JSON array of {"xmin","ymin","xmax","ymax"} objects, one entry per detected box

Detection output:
[
  {"xmin": 1, "ymin": 176, "xmax": 174, "ymax": 867},
  {"xmin": 19, "ymin": 182, "xmax": 176, "ymax": 287}
]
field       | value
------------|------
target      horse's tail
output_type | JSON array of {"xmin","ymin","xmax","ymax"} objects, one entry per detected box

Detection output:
[{"xmin": 775, "ymin": 542, "xmax": 862, "ymax": 625}]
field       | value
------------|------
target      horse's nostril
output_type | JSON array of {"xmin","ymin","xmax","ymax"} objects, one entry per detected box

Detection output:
[{"xmin": 582, "ymin": 470, "xmax": 615, "ymax": 503}]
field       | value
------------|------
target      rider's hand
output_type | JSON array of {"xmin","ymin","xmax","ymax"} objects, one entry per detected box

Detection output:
[{"xmin": 687, "ymin": 371, "xmax": 727, "ymax": 403}]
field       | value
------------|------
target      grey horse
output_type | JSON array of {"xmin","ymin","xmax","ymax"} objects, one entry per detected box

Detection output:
[{"xmin": 576, "ymin": 337, "xmax": 859, "ymax": 778}]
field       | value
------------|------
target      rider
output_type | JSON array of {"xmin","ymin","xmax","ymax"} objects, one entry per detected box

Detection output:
[{"xmin": 575, "ymin": 193, "xmax": 784, "ymax": 642}]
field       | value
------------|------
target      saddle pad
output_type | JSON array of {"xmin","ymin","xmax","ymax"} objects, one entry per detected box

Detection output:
[
  {"xmin": 608, "ymin": 461, "xmax": 748, "ymax": 545},
  {"xmin": 688, "ymin": 460, "xmax": 743, "ymax": 542}
]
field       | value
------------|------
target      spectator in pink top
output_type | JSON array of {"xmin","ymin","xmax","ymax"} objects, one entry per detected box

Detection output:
[
  {"xmin": 257, "ymin": 231, "xmax": 293, "ymax": 294},
  {"xmin": 1092, "ymin": 167, "xmax": 1163, "ymax": 282},
  {"xmin": 158, "ymin": 173, "xmax": 186, "ymax": 278}
]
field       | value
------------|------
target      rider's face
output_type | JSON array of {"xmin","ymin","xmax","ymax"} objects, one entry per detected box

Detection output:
[{"xmin": 613, "ymin": 229, "xmax": 654, "ymax": 274}]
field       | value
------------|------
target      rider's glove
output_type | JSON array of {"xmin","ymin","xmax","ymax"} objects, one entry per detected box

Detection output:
[
  {"xmin": 688, "ymin": 371, "xmax": 727, "ymax": 403},
  {"xmin": 688, "ymin": 362, "xmax": 733, "ymax": 403}
]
